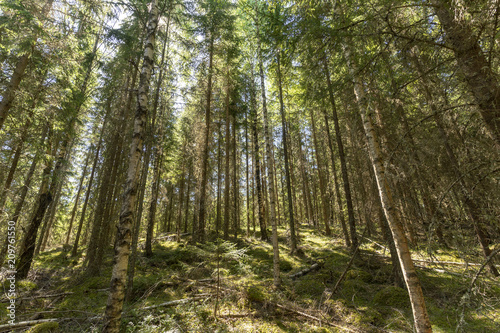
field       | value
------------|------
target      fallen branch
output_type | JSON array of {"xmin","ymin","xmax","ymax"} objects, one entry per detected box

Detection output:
[
  {"xmin": 330, "ymin": 244, "xmax": 361, "ymax": 296},
  {"xmin": 290, "ymin": 263, "xmax": 321, "ymax": 280},
  {"xmin": 469, "ymin": 246, "xmax": 500, "ymax": 291},
  {"xmin": 365, "ymin": 237, "xmax": 389, "ymax": 252},
  {"xmin": 411, "ymin": 258, "xmax": 482, "ymax": 266},
  {"xmin": 0, "ymin": 318, "xmax": 58, "ymax": 332},
  {"xmin": 272, "ymin": 302, "xmax": 360, "ymax": 333},
  {"xmin": 368, "ymin": 253, "xmax": 483, "ymax": 266},
  {"xmin": 141, "ymin": 296, "xmax": 208, "ymax": 310},
  {"xmin": 0, "ymin": 288, "xmax": 109, "ymax": 303},
  {"xmin": 0, "ymin": 292, "xmax": 73, "ymax": 303},
  {"xmin": 217, "ymin": 313, "xmax": 254, "ymax": 318},
  {"xmin": 328, "ymin": 226, "xmax": 368, "ymax": 297}
]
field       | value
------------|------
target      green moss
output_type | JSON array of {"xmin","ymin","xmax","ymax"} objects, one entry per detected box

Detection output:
[
  {"xmin": 295, "ymin": 276, "xmax": 324, "ymax": 297},
  {"xmin": 372, "ymin": 286, "xmax": 410, "ymax": 309},
  {"xmin": 83, "ymin": 276, "xmax": 109, "ymax": 290},
  {"xmin": 26, "ymin": 321, "xmax": 59, "ymax": 333},
  {"xmin": 17, "ymin": 279, "xmax": 37, "ymax": 291},
  {"xmin": 350, "ymin": 307, "xmax": 383, "ymax": 328},
  {"xmin": 344, "ymin": 269, "xmax": 372, "ymax": 283},
  {"xmin": 341, "ymin": 279, "xmax": 369, "ymax": 297},
  {"xmin": 246, "ymin": 285, "xmax": 267, "ymax": 302}
]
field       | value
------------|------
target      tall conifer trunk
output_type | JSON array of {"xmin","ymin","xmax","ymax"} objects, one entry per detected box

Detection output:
[
  {"xmin": 145, "ymin": 16, "xmax": 170, "ymax": 256},
  {"xmin": 323, "ymin": 56, "xmax": 357, "ymax": 249},
  {"xmin": 250, "ymin": 64, "xmax": 267, "ymax": 241},
  {"xmin": 196, "ymin": 36, "xmax": 214, "ymax": 243},
  {"xmin": 257, "ymin": 20, "xmax": 280, "ymax": 287},
  {"xmin": 276, "ymin": 51, "xmax": 297, "ymax": 254}
]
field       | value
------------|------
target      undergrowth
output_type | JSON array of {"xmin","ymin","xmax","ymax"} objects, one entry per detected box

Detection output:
[{"xmin": 1, "ymin": 226, "xmax": 499, "ymax": 332}]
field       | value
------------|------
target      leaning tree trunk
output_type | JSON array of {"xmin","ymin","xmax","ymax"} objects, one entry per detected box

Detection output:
[
  {"xmin": 0, "ymin": 0, "xmax": 53, "ymax": 130},
  {"xmin": 346, "ymin": 48, "xmax": 432, "ymax": 332},
  {"xmin": 0, "ymin": 126, "xmax": 46, "ymax": 267},
  {"xmin": 102, "ymin": 1, "xmax": 159, "ymax": 331},
  {"xmin": 16, "ymin": 129, "xmax": 56, "ymax": 280},
  {"xmin": 409, "ymin": 48, "xmax": 499, "ymax": 276},
  {"xmin": 433, "ymin": 0, "xmax": 500, "ymax": 146}
]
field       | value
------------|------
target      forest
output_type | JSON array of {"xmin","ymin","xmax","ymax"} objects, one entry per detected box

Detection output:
[{"xmin": 0, "ymin": 0, "xmax": 499, "ymax": 332}]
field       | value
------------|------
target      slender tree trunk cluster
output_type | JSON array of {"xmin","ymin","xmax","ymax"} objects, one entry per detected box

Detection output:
[{"xmin": 2, "ymin": 0, "xmax": 500, "ymax": 331}]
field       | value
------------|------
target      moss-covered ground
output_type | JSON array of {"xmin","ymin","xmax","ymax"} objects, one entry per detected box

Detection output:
[{"xmin": 1, "ymin": 226, "xmax": 499, "ymax": 332}]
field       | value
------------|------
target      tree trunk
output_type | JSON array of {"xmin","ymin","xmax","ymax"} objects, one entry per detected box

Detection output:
[
  {"xmin": 323, "ymin": 56, "xmax": 357, "ymax": 249},
  {"xmin": 310, "ymin": 108, "xmax": 332, "ymax": 236},
  {"xmin": 0, "ymin": 127, "xmax": 46, "ymax": 267},
  {"xmin": 250, "ymin": 65, "xmax": 267, "ymax": 241},
  {"xmin": 102, "ymin": 1, "xmax": 159, "ymax": 331},
  {"xmin": 245, "ymin": 116, "xmax": 250, "ymax": 236},
  {"xmin": 145, "ymin": 16, "xmax": 170, "ymax": 256},
  {"xmin": 65, "ymin": 149, "xmax": 91, "ymax": 245},
  {"xmin": 276, "ymin": 52, "xmax": 297, "ymax": 254},
  {"xmin": 257, "ymin": 20, "xmax": 280, "ymax": 287},
  {"xmin": 196, "ymin": 36, "xmax": 215, "ymax": 243},
  {"xmin": 232, "ymin": 111, "xmax": 239, "ymax": 239},
  {"xmin": 1, "ymin": 0, "xmax": 61, "ymax": 127},
  {"xmin": 71, "ymin": 135, "xmax": 102, "ymax": 257},
  {"xmin": 0, "ymin": 0, "xmax": 55, "ymax": 129},
  {"xmin": 216, "ymin": 123, "xmax": 222, "ymax": 237},
  {"xmin": 346, "ymin": 49, "xmax": 432, "ymax": 332},
  {"xmin": 297, "ymin": 131, "xmax": 314, "ymax": 227},
  {"xmin": 184, "ymin": 171, "xmax": 192, "ymax": 234},
  {"xmin": 411, "ymin": 48, "xmax": 499, "ymax": 276},
  {"xmin": 224, "ymin": 70, "xmax": 232, "ymax": 240},
  {"xmin": 433, "ymin": 0, "xmax": 500, "ymax": 146},
  {"xmin": 16, "ymin": 128, "xmax": 56, "ymax": 280}
]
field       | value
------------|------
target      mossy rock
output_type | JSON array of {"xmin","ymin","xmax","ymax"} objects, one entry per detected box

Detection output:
[
  {"xmin": 27, "ymin": 321, "xmax": 59, "ymax": 333},
  {"xmin": 295, "ymin": 276, "xmax": 324, "ymax": 297},
  {"xmin": 372, "ymin": 286, "xmax": 410, "ymax": 309},
  {"xmin": 18, "ymin": 280, "xmax": 38, "ymax": 291},
  {"xmin": 246, "ymin": 285, "xmax": 267, "ymax": 302},
  {"xmin": 344, "ymin": 269, "xmax": 373, "ymax": 283}
]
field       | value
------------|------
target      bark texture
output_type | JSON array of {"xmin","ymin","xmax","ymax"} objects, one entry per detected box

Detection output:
[
  {"xmin": 346, "ymin": 48, "xmax": 432, "ymax": 333},
  {"xmin": 102, "ymin": 1, "xmax": 159, "ymax": 331},
  {"xmin": 433, "ymin": 0, "xmax": 500, "ymax": 145}
]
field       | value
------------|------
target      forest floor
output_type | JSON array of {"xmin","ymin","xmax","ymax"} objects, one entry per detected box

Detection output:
[{"xmin": 1, "ymin": 226, "xmax": 500, "ymax": 332}]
